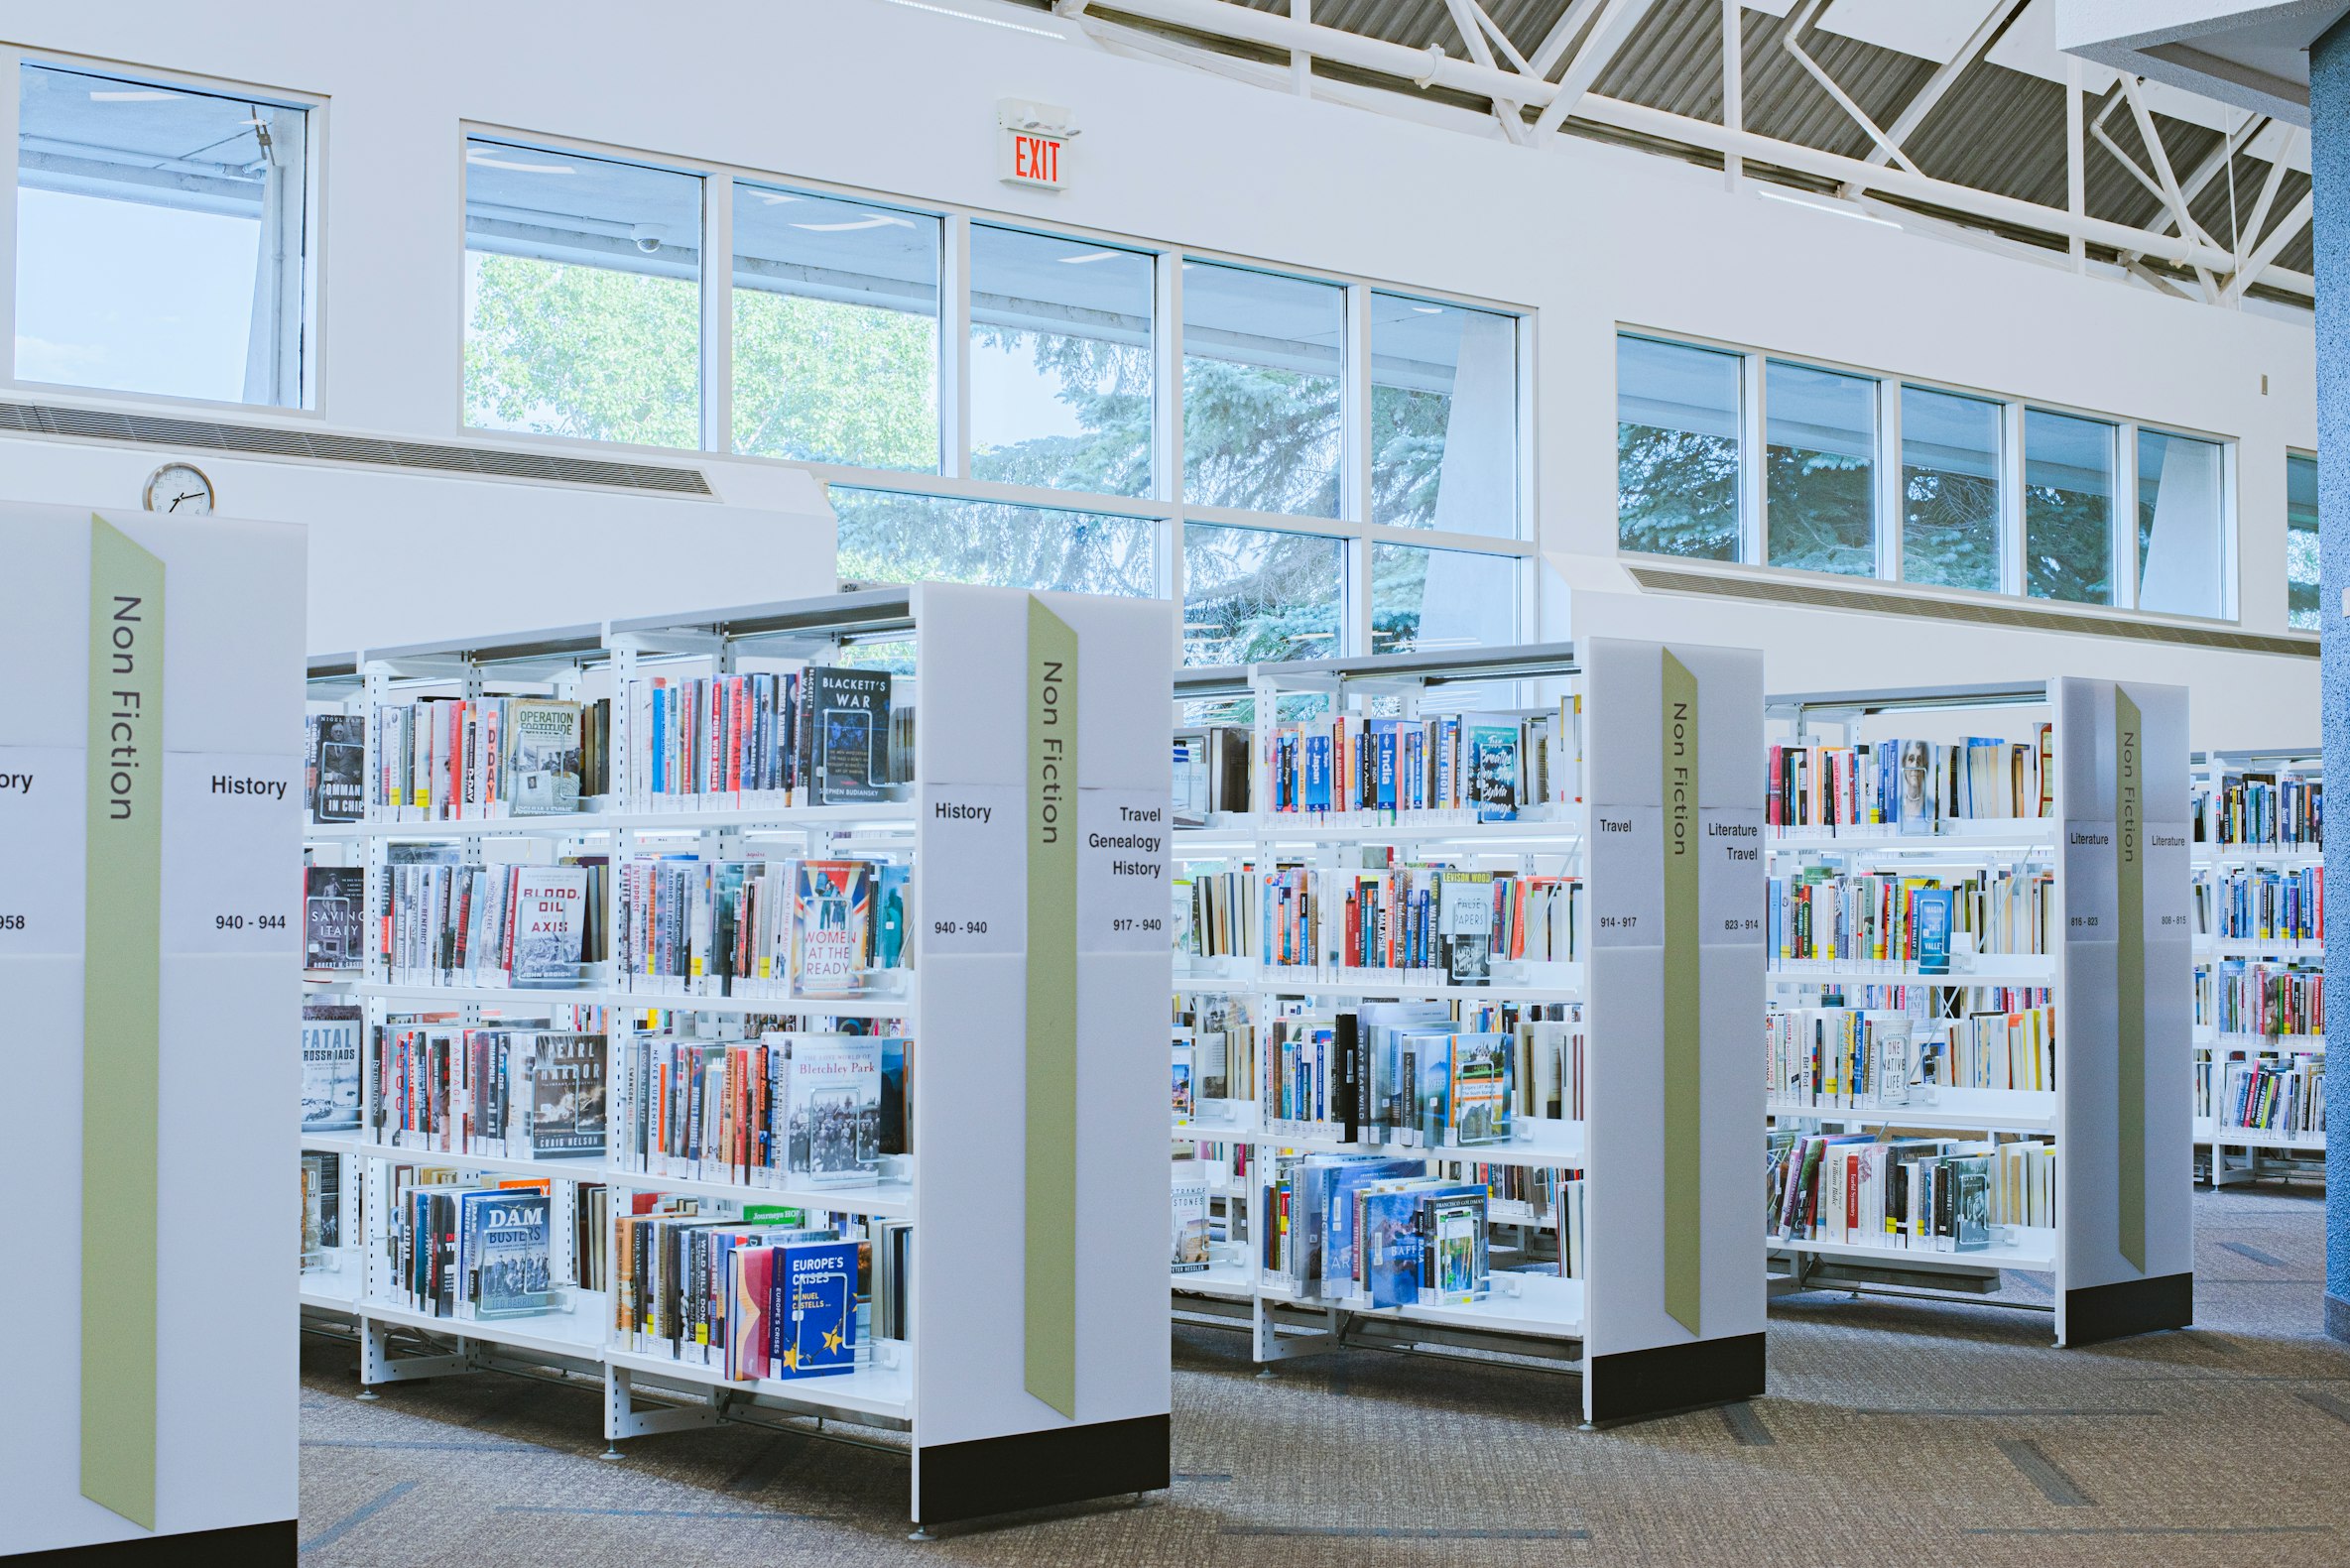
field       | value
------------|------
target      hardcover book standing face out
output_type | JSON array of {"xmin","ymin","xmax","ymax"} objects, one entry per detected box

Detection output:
[
  {"xmin": 790, "ymin": 860, "xmax": 874, "ymax": 998},
  {"xmin": 809, "ymin": 666, "xmax": 892, "ymax": 805}
]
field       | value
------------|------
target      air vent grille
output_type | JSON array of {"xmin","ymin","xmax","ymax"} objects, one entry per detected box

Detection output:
[
  {"xmin": 1624, "ymin": 564, "xmax": 2315, "ymax": 659},
  {"xmin": 0, "ymin": 401, "xmax": 712, "ymax": 495}
]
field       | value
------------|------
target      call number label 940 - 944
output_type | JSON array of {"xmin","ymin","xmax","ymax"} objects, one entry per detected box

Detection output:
[{"xmin": 216, "ymin": 913, "xmax": 289, "ymax": 932}]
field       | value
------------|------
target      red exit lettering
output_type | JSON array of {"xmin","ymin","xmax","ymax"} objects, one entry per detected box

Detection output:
[{"xmin": 1009, "ymin": 133, "xmax": 1061, "ymax": 186}]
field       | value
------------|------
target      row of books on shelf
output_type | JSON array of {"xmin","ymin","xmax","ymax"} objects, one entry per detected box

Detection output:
[
  {"xmin": 1766, "ymin": 732, "xmax": 2053, "ymax": 833},
  {"xmin": 386, "ymin": 1169, "xmax": 561, "ymax": 1319},
  {"xmin": 1249, "ymin": 700, "xmax": 1583, "ymax": 820},
  {"xmin": 2196, "ymin": 771, "xmax": 2321, "ymax": 849},
  {"xmin": 363, "ymin": 1025, "xmax": 609, "ymax": 1155},
  {"xmin": 1768, "ymin": 867, "xmax": 2054, "ymax": 969},
  {"xmin": 1767, "ymin": 1132, "xmax": 2054, "ymax": 1253},
  {"xmin": 379, "ymin": 858, "xmax": 602, "ymax": 987},
  {"xmin": 1258, "ymin": 1002, "xmax": 1583, "ymax": 1146},
  {"xmin": 1767, "ymin": 1002, "xmax": 2057, "ymax": 1108},
  {"xmin": 1173, "ymin": 994, "xmax": 1255, "ymax": 1104},
  {"xmin": 616, "ymin": 855, "xmax": 909, "ymax": 1000},
  {"xmin": 2195, "ymin": 959, "xmax": 2323, "ymax": 1037},
  {"xmin": 614, "ymin": 1207, "xmax": 897, "ymax": 1381},
  {"xmin": 1262, "ymin": 1154, "xmax": 1496, "ymax": 1309},
  {"xmin": 1245, "ymin": 864, "xmax": 1579, "ymax": 980},
  {"xmin": 610, "ymin": 1029, "xmax": 910, "ymax": 1187},
  {"xmin": 2199, "ymin": 865, "xmax": 2322, "ymax": 945},
  {"xmin": 362, "ymin": 697, "xmax": 611, "ymax": 821},
  {"xmin": 2209, "ymin": 1050, "xmax": 2325, "ymax": 1138},
  {"xmin": 624, "ymin": 667, "xmax": 909, "ymax": 810}
]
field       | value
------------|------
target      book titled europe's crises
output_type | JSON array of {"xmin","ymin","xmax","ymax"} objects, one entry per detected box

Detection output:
[{"xmin": 770, "ymin": 1240, "xmax": 858, "ymax": 1378}]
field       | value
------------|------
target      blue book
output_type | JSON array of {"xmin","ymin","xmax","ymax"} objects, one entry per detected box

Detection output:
[
  {"xmin": 1915, "ymin": 888, "xmax": 1953, "ymax": 975},
  {"xmin": 1376, "ymin": 725, "xmax": 1400, "ymax": 812},
  {"xmin": 1313, "ymin": 1157, "xmax": 1423, "ymax": 1296},
  {"xmin": 769, "ymin": 1239, "xmax": 858, "ymax": 1378},
  {"xmin": 1303, "ymin": 732, "xmax": 1333, "ymax": 813},
  {"xmin": 1360, "ymin": 1187, "xmax": 1426, "ymax": 1308},
  {"xmin": 651, "ymin": 683, "xmax": 666, "ymax": 795},
  {"xmin": 463, "ymin": 1190, "xmax": 551, "ymax": 1317}
]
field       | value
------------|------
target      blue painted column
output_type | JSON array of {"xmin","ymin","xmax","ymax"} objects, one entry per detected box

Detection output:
[{"xmin": 2321, "ymin": 16, "xmax": 2350, "ymax": 1343}]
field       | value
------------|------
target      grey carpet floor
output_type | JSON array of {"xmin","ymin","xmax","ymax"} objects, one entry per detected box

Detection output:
[{"xmin": 298, "ymin": 1182, "xmax": 2350, "ymax": 1566}]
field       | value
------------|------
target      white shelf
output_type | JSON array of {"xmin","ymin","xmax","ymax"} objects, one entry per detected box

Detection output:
[
  {"xmin": 2197, "ymin": 939, "xmax": 2322, "ymax": 961},
  {"xmin": 340, "ymin": 801, "xmax": 918, "ymax": 837},
  {"xmin": 1766, "ymin": 818, "xmax": 2056, "ymax": 850},
  {"xmin": 355, "ymin": 980, "xmax": 916, "ymax": 1019},
  {"xmin": 1174, "ymin": 811, "xmax": 1584, "ymax": 850},
  {"xmin": 1255, "ymin": 1270, "xmax": 1583, "ymax": 1337},
  {"xmin": 1766, "ymin": 1092, "xmax": 2054, "ymax": 1134},
  {"xmin": 1171, "ymin": 1117, "xmax": 1586, "ymax": 1165},
  {"xmin": 1769, "ymin": 1227, "xmax": 2056, "ymax": 1271},
  {"xmin": 2205, "ymin": 1127, "xmax": 2326, "ymax": 1152},
  {"xmin": 303, "ymin": 1133, "xmax": 914, "ymax": 1218},
  {"xmin": 2207, "ymin": 1031, "xmax": 2325, "ymax": 1051},
  {"xmin": 351, "ymin": 1290, "xmax": 613, "ymax": 1363},
  {"xmin": 1767, "ymin": 956, "xmax": 2055, "ymax": 986},
  {"xmin": 603, "ymin": 1344, "xmax": 913, "ymax": 1423},
  {"xmin": 2195, "ymin": 846, "xmax": 2323, "ymax": 868},
  {"xmin": 1175, "ymin": 967, "xmax": 1583, "ymax": 1004}
]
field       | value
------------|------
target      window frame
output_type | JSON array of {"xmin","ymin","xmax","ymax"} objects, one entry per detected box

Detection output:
[
  {"xmin": 1614, "ymin": 325, "xmax": 2242, "ymax": 626},
  {"xmin": 4, "ymin": 47, "xmax": 326, "ymax": 414},
  {"xmin": 2286, "ymin": 447, "xmax": 2320, "ymax": 635},
  {"xmin": 451, "ymin": 121, "xmax": 1538, "ymax": 664}
]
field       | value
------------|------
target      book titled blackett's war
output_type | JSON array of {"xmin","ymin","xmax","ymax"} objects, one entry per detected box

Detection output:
[{"xmin": 807, "ymin": 666, "xmax": 892, "ymax": 805}]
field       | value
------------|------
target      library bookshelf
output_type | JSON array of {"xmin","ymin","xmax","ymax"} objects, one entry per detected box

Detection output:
[
  {"xmin": 1762, "ymin": 679, "xmax": 2194, "ymax": 1346},
  {"xmin": 299, "ymin": 583, "xmax": 1174, "ymax": 1531},
  {"xmin": 2189, "ymin": 749, "xmax": 2326, "ymax": 1186},
  {"xmin": 1167, "ymin": 638, "xmax": 1767, "ymax": 1425}
]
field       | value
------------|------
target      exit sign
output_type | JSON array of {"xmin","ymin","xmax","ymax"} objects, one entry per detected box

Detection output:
[
  {"xmin": 997, "ymin": 98, "xmax": 1074, "ymax": 191},
  {"xmin": 1000, "ymin": 127, "xmax": 1067, "ymax": 189}
]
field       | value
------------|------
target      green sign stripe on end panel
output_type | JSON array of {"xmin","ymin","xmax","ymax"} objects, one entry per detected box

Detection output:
[
  {"xmin": 82, "ymin": 516, "xmax": 164, "ymax": 1528},
  {"xmin": 1661, "ymin": 650, "xmax": 1701, "ymax": 1336},
  {"xmin": 1024, "ymin": 597, "xmax": 1079, "ymax": 1417},
  {"xmin": 2115, "ymin": 687, "xmax": 2146, "ymax": 1273}
]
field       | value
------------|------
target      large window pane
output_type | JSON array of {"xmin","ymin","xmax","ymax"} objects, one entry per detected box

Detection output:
[
  {"xmin": 2288, "ymin": 451, "xmax": 2320, "ymax": 631},
  {"xmin": 1181, "ymin": 262, "xmax": 1341, "ymax": 517},
  {"xmin": 1901, "ymin": 386, "xmax": 2001, "ymax": 592},
  {"xmin": 2136, "ymin": 429, "xmax": 2228, "ymax": 619},
  {"xmin": 733, "ymin": 182, "xmax": 938, "ymax": 470},
  {"xmin": 1616, "ymin": 335, "xmax": 1741, "ymax": 560},
  {"xmin": 464, "ymin": 139, "xmax": 700, "ymax": 448},
  {"xmin": 832, "ymin": 487, "xmax": 1154, "ymax": 596},
  {"xmin": 1371, "ymin": 543, "xmax": 1518, "ymax": 657},
  {"xmin": 17, "ymin": 63, "xmax": 308, "ymax": 405},
  {"xmin": 1370, "ymin": 295, "xmax": 1517, "ymax": 535},
  {"xmin": 2024, "ymin": 409, "xmax": 2115, "ymax": 604},
  {"xmin": 1766, "ymin": 360, "xmax": 1876, "ymax": 575},
  {"xmin": 967, "ymin": 225, "xmax": 1151, "ymax": 495},
  {"xmin": 1182, "ymin": 524, "xmax": 1342, "ymax": 663}
]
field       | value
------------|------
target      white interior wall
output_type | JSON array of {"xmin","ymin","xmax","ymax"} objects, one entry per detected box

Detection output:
[{"xmin": 0, "ymin": 0, "xmax": 2318, "ymax": 735}]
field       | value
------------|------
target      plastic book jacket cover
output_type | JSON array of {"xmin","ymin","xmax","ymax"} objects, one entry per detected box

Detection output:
[
  {"xmin": 786, "ymin": 1034, "xmax": 882, "ymax": 1184},
  {"xmin": 304, "ymin": 865, "xmax": 364, "ymax": 970},
  {"xmin": 1172, "ymin": 1037, "xmax": 1195, "ymax": 1124},
  {"xmin": 1447, "ymin": 1032, "xmax": 1512, "ymax": 1145},
  {"xmin": 771, "ymin": 1240, "xmax": 858, "ymax": 1377},
  {"xmin": 1359, "ymin": 1187, "xmax": 1425, "ymax": 1309},
  {"xmin": 810, "ymin": 667, "xmax": 892, "ymax": 805},
  {"xmin": 726, "ymin": 1245, "xmax": 775, "ymax": 1381},
  {"xmin": 531, "ymin": 1032, "xmax": 607, "ymax": 1155},
  {"xmin": 791, "ymin": 860, "xmax": 874, "ymax": 998},
  {"xmin": 301, "ymin": 1001, "xmax": 363, "ymax": 1132},
  {"xmin": 510, "ymin": 868, "xmax": 588, "ymax": 981},
  {"xmin": 469, "ymin": 1191, "xmax": 552, "ymax": 1316},
  {"xmin": 1429, "ymin": 1194, "xmax": 1486, "ymax": 1304},
  {"xmin": 1468, "ymin": 723, "xmax": 1521, "ymax": 820},
  {"xmin": 1915, "ymin": 888, "xmax": 1953, "ymax": 975},
  {"xmin": 1171, "ymin": 1171, "xmax": 1210, "ymax": 1273},
  {"xmin": 507, "ymin": 697, "xmax": 583, "ymax": 814},
  {"xmin": 1438, "ymin": 871, "xmax": 1496, "ymax": 986},
  {"xmin": 311, "ymin": 713, "xmax": 364, "ymax": 822}
]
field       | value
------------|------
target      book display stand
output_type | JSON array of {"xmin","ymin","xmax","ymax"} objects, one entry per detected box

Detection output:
[
  {"xmin": 1762, "ymin": 679, "xmax": 2194, "ymax": 1345},
  {"xmin": 298, "ymin": 583, "xmax": 1173, "ymax": 1531},
  {"xmin": 2189, "ymin": 748, "xmax": 2325, "ymax": 1185},
  {"xmin": 1168, "ymin": 638, "xmax": 1767, "ymax": 1425}
]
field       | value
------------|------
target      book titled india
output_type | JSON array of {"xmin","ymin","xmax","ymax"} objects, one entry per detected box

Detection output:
[{"xmin": 769, "ymin": 1240, "xmax": 858, "ymax": 1378}]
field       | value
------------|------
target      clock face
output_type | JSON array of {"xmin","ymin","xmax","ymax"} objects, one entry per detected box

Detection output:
[{"xmin": 143, "ymin": 462, "xmax": 215, "ymax": 517}]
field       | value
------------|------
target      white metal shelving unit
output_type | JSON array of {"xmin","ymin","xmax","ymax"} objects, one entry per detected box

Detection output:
[
  {"xmin": 295, "ymin": 584, "xmax": 1175, "ymax": 1531},
  {"xmin": 1169, "ymin": 638, "xmax": 1767, "ymax": 1424},
  {"xmin": 1761, "ymin": 679, "xmax": 2194, "ymax": 1346},
  {"xmin": 2188, "ymin": 748, "xmax": 2326, "ymax": 1186}
]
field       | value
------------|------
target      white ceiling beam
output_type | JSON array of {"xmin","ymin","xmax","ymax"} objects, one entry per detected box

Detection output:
[
  {"xmin": 2223, "ymin": 189, "xmax": 2311, "ymax": 306},
  {"xmin": 1852, "ymin": 0, "xmax": 2028, "ymax": 179},
  {"xmin": 1780, "ymin": 0, "xmax": 1922, "ymax": 178},
  {"xmin": 1530, "ymin": 0, "xmax": 1663, "ymax": 136},
  {"xmin": 1074, "ymin": 0, "xmax": 2242, "ymax": 274},
  {"xmin": 1528, "ymin": 0, "xmax": 1606, "ymax": 81},
  {"xmin": 1443, "ymin": 0, "xmax": 1532, "ymax": 144}
]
